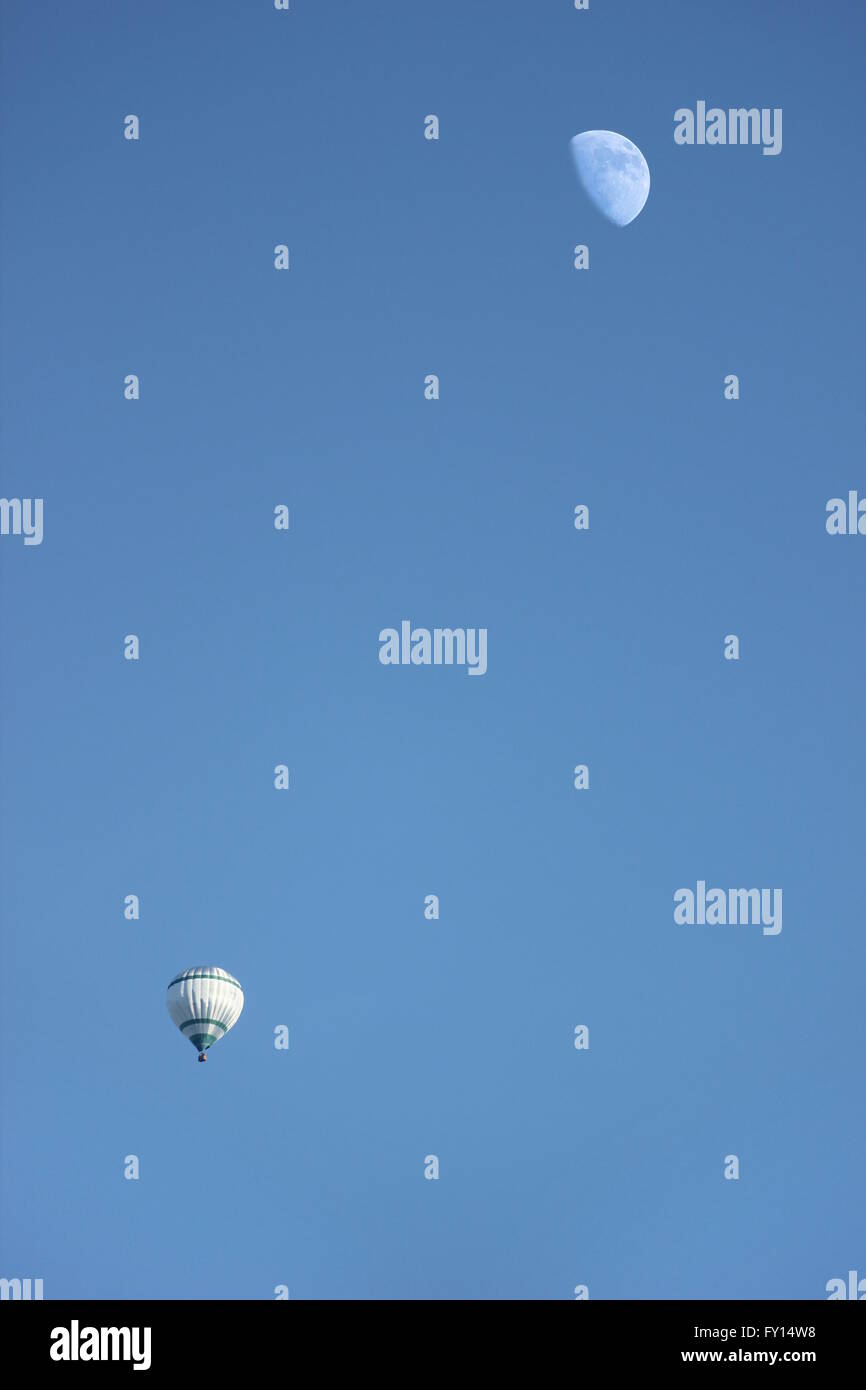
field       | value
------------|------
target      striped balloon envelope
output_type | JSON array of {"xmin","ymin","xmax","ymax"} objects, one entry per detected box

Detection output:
[{"xmin": 166, "ymin": 967, "xmax": 244, "ymax": 1062}]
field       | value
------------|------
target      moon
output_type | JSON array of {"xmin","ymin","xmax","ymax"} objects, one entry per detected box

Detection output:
[{"xmin": 569, "ymin": 130, "xmax": 650, "ymax": 227}]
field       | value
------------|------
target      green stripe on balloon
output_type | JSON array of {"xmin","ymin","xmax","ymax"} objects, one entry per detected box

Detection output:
[{"xmin": 168, "ymin": 972, "xmax": 242, "ymax": 990}]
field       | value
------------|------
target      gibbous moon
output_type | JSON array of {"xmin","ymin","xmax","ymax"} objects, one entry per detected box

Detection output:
[{"xmin": 570, "ymin": 130, "xmax": 650, "ymax": 227}]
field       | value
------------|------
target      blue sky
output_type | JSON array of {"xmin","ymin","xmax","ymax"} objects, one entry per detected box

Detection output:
[{"xmin": 1, "ymin": 0, "xmax": 863, "ymax": 1299}]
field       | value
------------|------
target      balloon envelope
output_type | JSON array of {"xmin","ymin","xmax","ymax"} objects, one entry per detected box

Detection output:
[
  {"xmin": 570, "ymin": 130, "xmax": 650, "ymax": 227},
  {"xmin": 166, "ymin": 967, "xmax": 244, "ymax": 1055}
]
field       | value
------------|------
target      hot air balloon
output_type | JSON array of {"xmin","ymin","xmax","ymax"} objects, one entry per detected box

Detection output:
[{"xmin": 166, "ymin": 967, "xmax": 244, "ymax": 1062}]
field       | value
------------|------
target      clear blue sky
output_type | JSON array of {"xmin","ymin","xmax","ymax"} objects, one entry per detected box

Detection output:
[{"xmin": 1, "ymin": 0, "xmax": 863, "ymax": 1300}]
